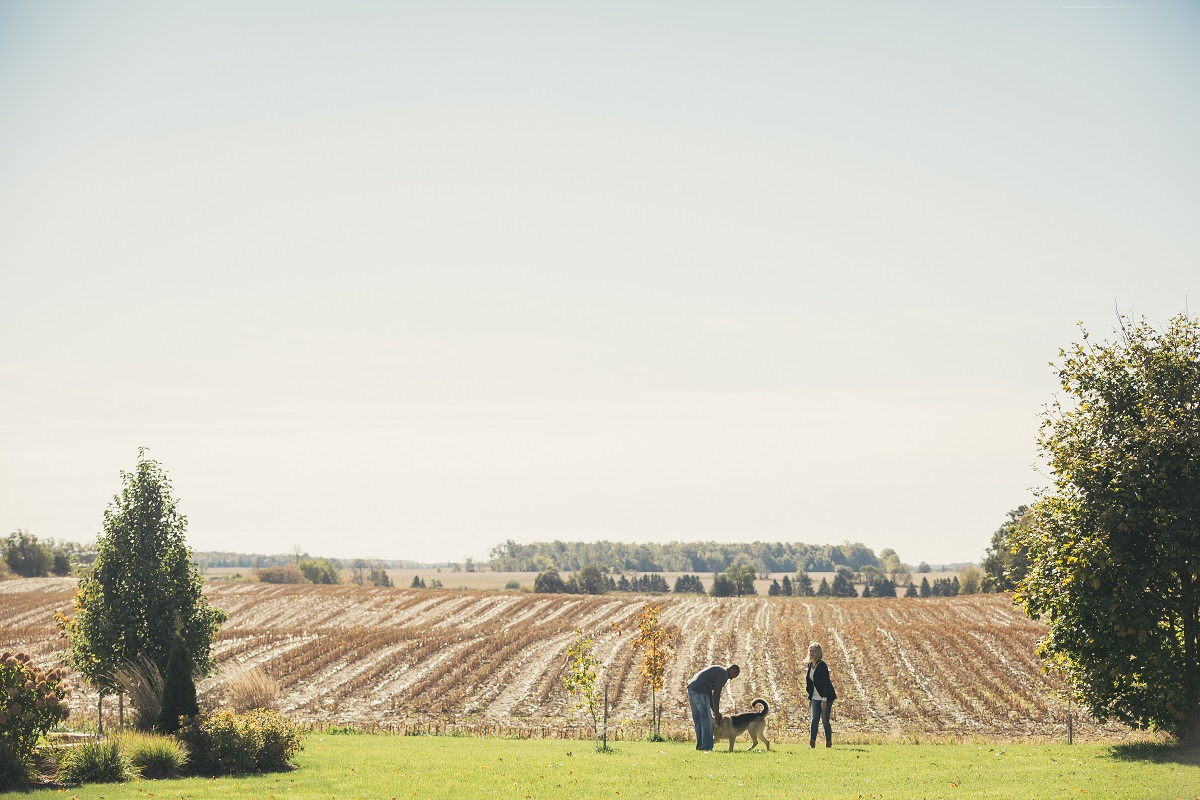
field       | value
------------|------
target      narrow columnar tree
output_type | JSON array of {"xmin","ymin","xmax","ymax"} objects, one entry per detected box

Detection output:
[{"xmin": 58, "ymin": 451, "xmax": 227, "ymax": 700}]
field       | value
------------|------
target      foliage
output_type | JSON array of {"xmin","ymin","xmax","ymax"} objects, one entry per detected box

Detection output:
[
  {"xmin": 958, "ymin": 566, "xmax": 983, "ymax": 595},
  {"xmin": 410, "ymin": 575, "xmax": 427, "ymax": 588},
  {"xmin": 158, "ymin": 631, "xmax": 199, "ymax": 732},
  {"xmin": 566, "ymin": 564, "xmax": 607, "ymax": 594},
  {"xmin": 722, "ymin": 563, "xmax": 757, "ymax": 596},
  {"xmin": 118, "ymin": 730, "xmax": 190, "ymax": 778},
  {"xmin": 113, "ymin": 655, "xmax": 164, "ymax": 731},
  {"xmin": 298, "ymin": 558, "xmax": 341, "ymax": 584},
  {"xmin": 2, "ymin": 529, "xmax": 77, "ymax": 578},
  {"xmin": 673, "ymin": 574, "xmax": 704, "ymax": 593},
  {"xmin": 709, "ymin": 572, "xmax": 736, "ymax": 597},
  {"xmin": 830, "ymin": 569, "xmax": 858, "ymax": 597},
  {"xmin": 57, "ymin": 451, "xmax": 227, "ymax": 695},
  {"xmin": 504, "ymin": 580, "xmax": 521, "ymax": 590},
  {"xmin": 0, "ymin": 652, "xmax": 70, "ymax": 783},
  {"xmin": 794, "ymin": 570, "xmax": 815, "ymax": 596},
  {"xmin": 56, "ymin": 738, "xmax": 135, "ymax": 784},
  {"xmin": 869, "ymin": 578, "xmax": 898, "ymax": 597},
  {"xmin": 1014, "ymin": 313, "xmax": 1200, "ymax": 742},
  {"xmin": 489, "ymin": 539, "xmax": 883, "ymax": 573},
  {"xmin": 611, "ymin": 572, "xmax": 669, "ymax": 593},
  {"xmin": 928, "ymin": 577, "xmax": 960, "ymax": 597},
  {"xmin": 2, "ymin": 529, "xmax": 53, "ymax": 577},
  {"xmin": 367, "ymin": 564, "xmax": 392, "ymax": 587},
  {"xmin": 981, "ymin": 506, "xmax": 1032, "ymax": 592},
  {"xmin": 562, "ymin": 629, "xmax": 605, "ymax": 749},
  {"xmin": 180, "ymin": 708, "xmax": 307, "ymax": 774},
  {"xmin": 816, "ymin": 577, "xmax": 831, "ymax": 596},
  {"xmin": 630, "ymin": 605, "xmax": 675, "ymax": 739},
  {"xmin": 533, "ymin": 566, "xmax": 567, "ymax": 593},
  {"xmin": 256, "ymin": 565, "xmax": 303, "ymax": 584},
  {"xmin": 225, "ymin": 667, "xmax": 280, "ymax": 712}
]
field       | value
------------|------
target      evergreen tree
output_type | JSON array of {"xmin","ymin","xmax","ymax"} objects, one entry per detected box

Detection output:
[
  {"xmin": 157, "ymin": 630, "xmax": 198, "ymax": 732},
  {"xmin": 919, "ymin": 577, "xmax": 931, "ymax": 597},
  {"xmin": 830, "ymin": 572, "xmax": 858, "ymax": 597},
  {"xmin": 816, "ymin": 577, "xmax": 831, "ymax": 597},
  {"xmin": 795, "ymin": 570, "xmax": 815, "ymax": 597},
  {"xmin": 780, "ymin": 575, "xmax": 793, "ymax": 596}
]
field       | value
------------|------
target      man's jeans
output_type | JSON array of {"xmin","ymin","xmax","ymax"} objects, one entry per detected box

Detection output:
[{"xmin": 688, "ymin": 690, "xmax": 713, "ymax": 750}]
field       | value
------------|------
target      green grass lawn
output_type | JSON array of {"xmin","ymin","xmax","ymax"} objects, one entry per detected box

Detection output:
[{"xmin": 25, "ymin": 735, "xmax": 1200, "ymax": 800}]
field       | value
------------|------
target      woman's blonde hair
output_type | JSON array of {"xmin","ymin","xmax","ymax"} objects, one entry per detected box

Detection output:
[{"xmin": 808, "ymin": 642, "xmax": 823, "ymax": 662}]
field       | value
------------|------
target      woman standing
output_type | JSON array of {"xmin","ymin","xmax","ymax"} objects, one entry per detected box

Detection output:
[{"xmin": 805, "ymin": 642, "xmax": 837, "ymax": 748}]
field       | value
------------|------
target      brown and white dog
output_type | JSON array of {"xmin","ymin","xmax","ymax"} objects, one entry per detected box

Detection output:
[{"xmin": 713, "ymin": 698, "xmax": 770, "ymax": 751}]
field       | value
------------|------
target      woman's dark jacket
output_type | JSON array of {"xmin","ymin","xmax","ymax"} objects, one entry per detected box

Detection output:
[{"xmin": 806, "ymin": 660, "xmax": 837, "ymax": 702}]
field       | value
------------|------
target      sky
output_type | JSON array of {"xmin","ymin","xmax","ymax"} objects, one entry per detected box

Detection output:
[{"xmin": 1, "ymin": 1, "xmax": 1197, "ymax": 568}]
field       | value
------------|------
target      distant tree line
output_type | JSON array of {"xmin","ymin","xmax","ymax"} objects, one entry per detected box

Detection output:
[
  {"xmin": 489, "ymin": 539, "xmax": 884, "ymax": 574},
  {"xmin": 1, "ymin": 529, "xmax": 94, "ymax": 578},
  {"xmin": 193, "ymin": 551, "xmax": 422, "ymax": 570}
]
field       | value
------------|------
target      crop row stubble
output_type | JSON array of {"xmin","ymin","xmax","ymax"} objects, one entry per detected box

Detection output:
[{"xmin": 0, "ymin": 578, "xmax": 1131, "ymax": 740}]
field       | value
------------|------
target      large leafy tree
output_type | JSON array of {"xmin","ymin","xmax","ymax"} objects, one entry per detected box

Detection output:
[
  {"xmin": 1014, "ymin": 314, "xmax": 1200, "ymax": 742},
  {"xmin": 58, "ymin": 452, "xmax": 227, "ymax": 696}
]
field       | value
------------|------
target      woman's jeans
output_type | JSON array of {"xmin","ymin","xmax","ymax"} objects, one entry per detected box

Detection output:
[
  {"xmin": 688, "ymin": 690, "xmax": 714, "ymax": 750},
  {"xmin": 810, "ymin": 698, "xmax": 832, "ymax": 744}
]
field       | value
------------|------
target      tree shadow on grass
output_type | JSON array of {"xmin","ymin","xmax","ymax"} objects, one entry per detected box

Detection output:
[{"xmin": 1108, "ymin": 741, "xmax": 1200, "ymax": 766}]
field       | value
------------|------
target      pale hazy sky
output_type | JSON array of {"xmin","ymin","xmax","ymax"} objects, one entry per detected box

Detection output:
[{"xmin": 2, "ymin": 2, "xmax": 1197, "ymax": 567}]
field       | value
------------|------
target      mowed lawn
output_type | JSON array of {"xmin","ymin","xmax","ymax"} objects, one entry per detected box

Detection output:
[{"xmin": 39, "ymin": 735, "xmax": 1200, "ymax": 800}]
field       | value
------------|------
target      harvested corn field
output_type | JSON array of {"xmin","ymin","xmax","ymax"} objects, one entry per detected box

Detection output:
[{"xmin": 0, "ymin": 578, "xmax": 1129, "ymax": 741}]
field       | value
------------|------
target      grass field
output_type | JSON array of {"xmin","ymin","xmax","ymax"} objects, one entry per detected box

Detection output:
[{"xmin": 35, "ymin": 734, "xmax": 1200, "ymax": 800}]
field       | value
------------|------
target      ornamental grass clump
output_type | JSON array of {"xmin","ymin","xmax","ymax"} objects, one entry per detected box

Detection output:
[
  {"xmin": 118, "ymin": 730, "xmax": 190, "ymax": 778},
  {"xmin": 0, "ymin": 651, "xmax": 71, "ymax": 789},
  {"xmin": 225, "ymin": 667, "xmax": 280, "ymax": 712},
  {"xmin": 56, "ymin": 738, "xmax": 135, "ymax": 784}
]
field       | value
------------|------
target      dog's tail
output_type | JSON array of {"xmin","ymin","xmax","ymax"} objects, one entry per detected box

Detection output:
[{"xmin": 752, "ymin": 698, "xmax": 769, "ymax": 716}]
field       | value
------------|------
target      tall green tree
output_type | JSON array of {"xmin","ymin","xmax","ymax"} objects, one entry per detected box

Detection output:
[
  {"xmin": 57, "ymin": 452, "xmax": 227, "ymax": 695},
  {"xmin": 1014, "ymin": 314, "xmax": 1200, "ymax": 742}
]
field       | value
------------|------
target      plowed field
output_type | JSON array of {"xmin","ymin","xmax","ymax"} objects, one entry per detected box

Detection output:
[{"xmin": 0, "ymin": 578, "xmax": 1129, "ymax": 741}]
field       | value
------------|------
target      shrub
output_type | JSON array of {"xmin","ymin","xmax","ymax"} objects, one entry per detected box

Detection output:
[
  {"xmin": 180, "ymin": 709, "xmax": 306, "ymax": 774},
  {"xmin": 504, "ymin": 580, "xmax": 521, "ymax": 590},
  {"xmin": 57, "ymin": 738, "xmax": 134, "ymax": 784},
  {"xmin": 256, "ymin": 565, "xmax": 303, "ymax": 583},
  {"xmin": 0, "ymin": 651, "xmax": 71, "ymax": 787},
  {"xmin": 225, "ymin": 667, "xmax": 280, "ymax": 712},
  {"xmin": 118, "ymin": 731, "xmax": 189, "ymax": 778}
]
